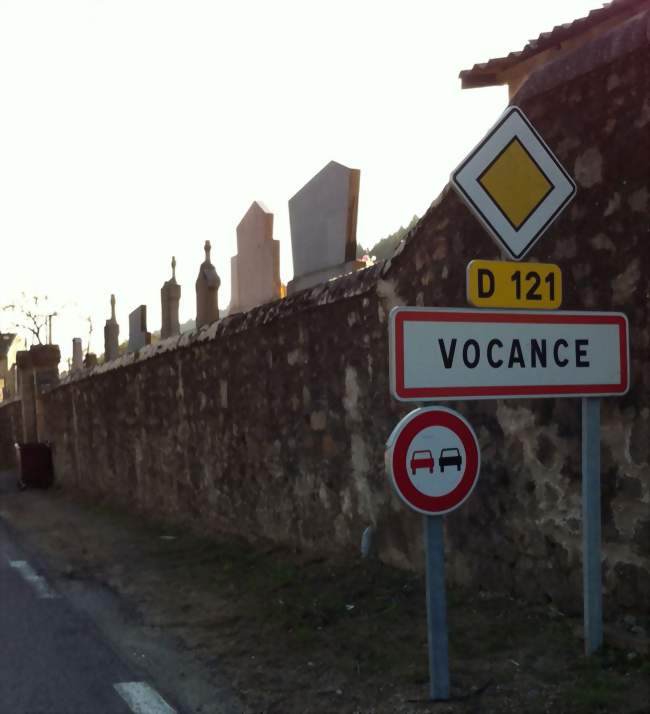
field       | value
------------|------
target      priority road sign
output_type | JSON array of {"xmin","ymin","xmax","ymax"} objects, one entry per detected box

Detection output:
[
  {"xmin": 385, "ymin": 407, "xmax": 481, "ymax": 516},
  {"xmin": 451, "ymin": 106, "xmax": 576, "ymax": 260},
  {"xmin": 389, "ymin": 307, "xmax": 629, "ymax": 401},
  {"xmin": 466, "ymin": 259, "xmax": 562, "ymax": 309}
]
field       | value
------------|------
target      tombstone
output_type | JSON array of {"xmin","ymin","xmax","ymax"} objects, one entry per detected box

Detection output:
[
  {"xmin": 229, "ymin": 202, "xmax": 281, "ymax": 314},
  {"xmin": 104, "ymin": 294, "xmax": 120, "ymax": 362},
  {"xmin": 287, "ymin": 160, "xmax": 365, "ymax": 294},
  {"xmin": 195, "ymin": 240, "xmax": 220, "ymax": 328},
  {"xmin": 72, "ymin": 338, "xmax": 83, "ymax": 372},
  {"xmin": 161, "ymin": 256, "xmax": 181, "ymax": 338},
  {"xmin": 128, "ymin": 305, "xmax": 151, "ymax": 353}
]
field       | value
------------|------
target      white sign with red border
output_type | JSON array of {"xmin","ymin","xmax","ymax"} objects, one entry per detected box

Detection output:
[
  {"xmin": 386, "ymin": 407, "xmax": 481, "ymax": 516},
  {"xmin": 389, "ymin": 307, "xmax": 629, "ymax": 402}
]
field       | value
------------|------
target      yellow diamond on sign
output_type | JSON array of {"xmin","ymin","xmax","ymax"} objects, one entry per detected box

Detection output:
[
  {"xmin": 450, "ymin": 106, "xmax": 576, "ymax": 261},
  {"xmin": 478, "ymin": 138, "xmax": 552, "ymax": 230}
]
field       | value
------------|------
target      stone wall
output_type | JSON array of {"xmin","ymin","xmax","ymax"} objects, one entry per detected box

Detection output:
[
  {"xmin": 0, "ymin": 398, "xmax": 22, "ymax": 468},
  {"xmin": 25, "ymin": 28, "xmax": 650, "ymax": 611}
]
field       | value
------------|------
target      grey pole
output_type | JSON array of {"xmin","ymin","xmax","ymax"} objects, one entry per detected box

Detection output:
[
  {"xmin": 47, "ymin": 312, "xmax": 57, "ymax": 345},
  {"xmin": 424, "ymin": 515, "xmax": 450, "ymax": 699},
  {"xmin": 582, "ymin": 397, "xmax": 603, "ymax": 655}
]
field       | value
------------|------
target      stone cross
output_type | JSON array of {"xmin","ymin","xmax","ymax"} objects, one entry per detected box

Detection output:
[
  {"xmin": 127, "ymin": 305, "xmax": 151, "ymax": 353},
  {"xmin": 104, "ymin": 294, "xmax": 120, "ymax": 362},
  {"xmin": 195, "ymin": 240, "xmax": 220, "ymax": 328},
  {"xmin": 72, "ymin": 338, "xmax": 83, "ymax": 371},
  {"xmin": 287, "ymin": 160, "xmax": 364, "ymax": 294},
  {"xmin": 161, "ymin": 256, "xmax": 181, "ymax": 338},
  {"xmin": 229, "ymin": 201, "xmax": 281, "ymax": 314}
]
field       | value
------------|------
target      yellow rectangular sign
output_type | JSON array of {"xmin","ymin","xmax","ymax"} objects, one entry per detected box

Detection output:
[{"xmin": 466, "ymin": 260, "xmax": 562, "ymax": 309}]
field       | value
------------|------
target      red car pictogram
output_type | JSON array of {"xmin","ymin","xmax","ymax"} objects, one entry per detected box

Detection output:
[{"xmin": 410, "ymin": 450, "xmax": 435, "ymax": 475}]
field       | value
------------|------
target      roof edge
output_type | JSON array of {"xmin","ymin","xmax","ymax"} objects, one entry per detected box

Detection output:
[
  {"xmin": 514, "ymin": 8, "xmax": 650, "ymax": 103},
  {"xmin": 460, "ymin": 0, "xmax": 649, "ymax": 89}
]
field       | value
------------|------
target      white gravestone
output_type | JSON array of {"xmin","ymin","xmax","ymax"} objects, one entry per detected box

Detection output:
[
  {"xmin": 287, "ymin": 160, "xmax": 365, "ymax": 294},
  {"xmin": 230, "ymin": 201, "xmax": 281, "ymax": 314},
  {"xmin": 72, "ymin": 338, "xmax": 83, "ymax": 372},
  {"xmin": 128, "ymin": 305, "xmax": 151, "ymax": 353}
]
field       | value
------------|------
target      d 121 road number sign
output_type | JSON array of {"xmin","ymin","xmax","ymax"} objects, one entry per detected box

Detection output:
[{"xmin": 466, "ymin": 259, "xmax": 562, "ymax": 310}]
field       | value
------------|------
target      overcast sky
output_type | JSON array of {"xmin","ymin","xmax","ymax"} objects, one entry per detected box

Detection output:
[{"xmin": 0, "ymin": 0, "xmax": 601, "ymax": 362}]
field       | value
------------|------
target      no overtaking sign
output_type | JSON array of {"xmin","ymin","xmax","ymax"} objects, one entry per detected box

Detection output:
[{"xmin": 386, "ymin": 407, "xmax": 480, "ymax": 516}]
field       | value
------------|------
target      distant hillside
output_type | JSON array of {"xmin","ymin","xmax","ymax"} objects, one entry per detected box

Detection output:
[{"xmin": 359, "ymin": 215, "xmax": 419, "ymax": 261}]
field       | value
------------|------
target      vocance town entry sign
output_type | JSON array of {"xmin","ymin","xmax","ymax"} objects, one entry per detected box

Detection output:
[{"xmin": 389, "ymin": 307, "xmax": 629, "ymax": 401}]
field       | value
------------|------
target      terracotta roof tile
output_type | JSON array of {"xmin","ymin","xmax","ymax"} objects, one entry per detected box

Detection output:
[{"xmin": 460, "ymin": 0, "xmax": 649, "ymax": 88}]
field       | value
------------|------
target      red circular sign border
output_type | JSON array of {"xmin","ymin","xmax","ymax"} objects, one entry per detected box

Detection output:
[{"xmin": 389, "ymin": 408, "xmax": 480, "ymax": 515}]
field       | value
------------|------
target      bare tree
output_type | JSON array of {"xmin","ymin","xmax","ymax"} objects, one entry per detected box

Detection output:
[{"xmin": 1, "ymin": 293, "xmax": 60, "ymax": 345}]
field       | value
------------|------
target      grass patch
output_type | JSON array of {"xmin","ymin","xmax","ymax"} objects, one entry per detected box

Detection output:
[
  {"xmin": 564, "ymin": 674, "xmax": 627, "ymax": 713},
  {"xmin": 561, "ymin": 650, "xmax": 632, "ymax": 713}
]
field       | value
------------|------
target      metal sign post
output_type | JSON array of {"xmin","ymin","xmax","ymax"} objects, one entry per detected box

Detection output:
[
  {"xmin": 582, "ymin": 397, "xmax": 603, "ymax": 655},
  {"xmin": 388, "ymin": 309, "xmax": 630, "ymax": 662},
  {"xmin": 386, "ymin": 407, "xmax": 481, "ymax": 700},
  {"xmin": 429, "ymin": 104, "xmax": 629, "ymax": 662},
  {"xmin": 424, "ymin": 515, "xmax": 450, "ymax": 700}
]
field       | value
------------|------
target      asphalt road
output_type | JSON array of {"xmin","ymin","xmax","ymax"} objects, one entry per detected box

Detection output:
[
  {"xmin": 0, "ymin": 470, "xmax": 240, "ymax": 714},
  {"xmin": 0, "ymin": 518, "xmax": 157, "ymax": 713}
]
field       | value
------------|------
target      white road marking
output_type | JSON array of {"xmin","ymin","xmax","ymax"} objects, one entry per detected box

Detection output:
[
  {"xmin": 114, "ymin": 682, "xmax": 177, "ymax": 714},
  {"xmin": 8, "ymin": 560, "xmax": 59, "ymax": 599}
]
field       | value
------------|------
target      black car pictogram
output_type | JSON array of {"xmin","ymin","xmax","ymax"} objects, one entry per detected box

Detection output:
[{"xmin": 439, "ymin": 448, "xmax": 462, "ymax": 472}]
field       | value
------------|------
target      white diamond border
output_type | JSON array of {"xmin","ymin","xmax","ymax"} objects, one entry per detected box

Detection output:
[{"xmin": 451, "ymin": 106, "xmax": 576, "ymax": 260}]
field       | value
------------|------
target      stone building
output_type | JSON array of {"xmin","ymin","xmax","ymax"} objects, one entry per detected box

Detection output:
[{"xmin": 0, "ymin": 333, "xmax": 25, "ymax": 400}]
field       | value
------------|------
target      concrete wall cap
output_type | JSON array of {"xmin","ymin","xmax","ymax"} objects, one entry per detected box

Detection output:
[{"xmin": 29, "ymin": 344, "xmax": 61, "ymax": 368}]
